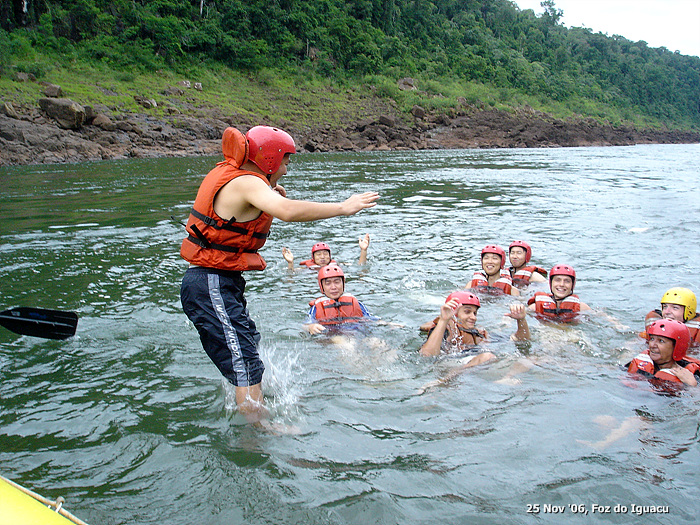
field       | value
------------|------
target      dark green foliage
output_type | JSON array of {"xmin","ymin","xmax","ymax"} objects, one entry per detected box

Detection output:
[{"xmin": 3, "ymin": 0, "xmax": 699, "ymax": 126}]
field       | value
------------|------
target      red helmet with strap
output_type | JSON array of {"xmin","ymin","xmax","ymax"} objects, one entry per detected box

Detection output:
[
  {"xmin": 509, "ymin": 240, "xmax": 532, "ymax": 262},
  {"xmin": 311, "ymin": 242, "xmax": 331, "ymax": 256},
  {"xmin": 246, "ymin": 126, "xmax": 296, "ymax": 175},
  {"xmin": 445, "ymin": 291, "xmax": 481, "ymax": 309},
  {"xmin": 549, "ymin": 264, "xmax": 576, "ymax": 290},
  {"xmin": 481, "ymin": 245, "xmax": 506, "ymax": 269},
  {"xmin": 647, "ymin": 319, "xmax": 691, "ymax": 360},
  {"xmin": 318, "ymin": 263, "xmax": 345, "ymax": 293}
]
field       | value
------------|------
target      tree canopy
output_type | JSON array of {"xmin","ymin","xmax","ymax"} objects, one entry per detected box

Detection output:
[{"xmin": 2, "ymin": 0, "xmax": 699, "ymax": 127}]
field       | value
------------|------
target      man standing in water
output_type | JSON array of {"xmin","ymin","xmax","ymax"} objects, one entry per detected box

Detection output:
[{"xmin": 179, "ymin": 125, "xmax": 378, "ymax": 426}]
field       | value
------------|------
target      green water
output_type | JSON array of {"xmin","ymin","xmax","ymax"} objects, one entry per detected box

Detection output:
[{"xmin": 1, "ymin": 145, "xmax": 699, "ymax": 524}]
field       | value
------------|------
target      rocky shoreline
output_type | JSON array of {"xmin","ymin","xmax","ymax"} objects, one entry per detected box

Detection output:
[{"xmin": 1, "ymin": 92, "xmax": 699, "ymax": 167}]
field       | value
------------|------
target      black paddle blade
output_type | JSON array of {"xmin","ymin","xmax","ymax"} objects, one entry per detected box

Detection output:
[{"xmin": 0, "ymin": 307, "xmax": 78, "ymax": 340}]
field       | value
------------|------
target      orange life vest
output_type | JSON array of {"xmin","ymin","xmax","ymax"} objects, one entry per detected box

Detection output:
[
  {"xmin": 509, "ymin": 265, "xmax": 547, "ymax": 286},
  {"xmin": 467, "ymin": 270, "xmax": 513, "ymax": 295},
  {"xmin": 627, "ymin": 352, "xmax": 700, "ymax": 383},
  {"xmin": 180, "ymin": 128, "xmax": 272, "ymax": 272},
  {"xmin": 309, "ymin": 294, "xmax": 365, "ymax": 325},
  {"xmin": 639, "ymin": 310, "xmax": 700, "ymax": 344},
  {"xmin": 528, "ymin": 291, "xmax": 581, "ymax": 322}
]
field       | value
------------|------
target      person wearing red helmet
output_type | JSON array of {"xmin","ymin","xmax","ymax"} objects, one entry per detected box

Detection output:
[
  {"xmin": 180, "ymin": 125, "xmax": 379, "ymax": 424},
  {"xmin": 304, "ymin": 264, "xmax": 375, "ymax": 334},
  {"xmin": 282, "ymin": 233, "xmax": 370, "ymax": 270},
  {"xmin": 507, "ymin": 241, "xmax": 547, "ymax": 287},
  {"xmin": 466, "ymin": 245, "xmax": 520, "ymax": 296},
  {"xmin": 420, "ymin": 291, "xmax": 530, "ymax": 357},
  {"xmin": 627, "ymin": 320, "xmax": 699, "ymax": 386},
  {"xmin": 527, "ymin": 264, "xmax": 591, "ymax": 321}
]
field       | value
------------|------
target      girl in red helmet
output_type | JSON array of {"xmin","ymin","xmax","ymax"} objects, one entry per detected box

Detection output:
[
  {"xmin": 180, "ymin": 126, "xmax": 379, "ymax": 425},
  {"xmin": 466, "ymin": 245, "xmax": 520, "ymax": 296},
  {"xmin": 626, "ymin": 319, "xmax": 699, "ymax": 386},
  {"xmin": 507, "ymin": 240, "xmax": 547, "ymax": 287},
  {"xmin": 282, "ymin": 233, "xmax": 370, "ymax": 270}
]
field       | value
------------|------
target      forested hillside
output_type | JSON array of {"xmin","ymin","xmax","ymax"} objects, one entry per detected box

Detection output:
[{"xmin": 1, "ymin": 0, "xmax": 699, "ymax": 129}]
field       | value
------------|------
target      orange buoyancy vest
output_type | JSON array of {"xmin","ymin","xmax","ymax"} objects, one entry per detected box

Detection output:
[
  {"xmin": 627, "ymin": 352, "xmax": 700, "ymax": 383},
  {"xmin": 309, "ymin": 294, "xmax": 366, "ymax": 325},
  {"xmin": 639, "ymin": 310, "xmax": 700, "ymax": 344},
  {"xmin": 510, "ymin": 265, "xmax": 547, "ymax": 285},
  {"xmin": 467, "ymin": 270, "xmax": 513, "ymax": 295},
  {"xmin": 180, "ymin": 129, "xmax": 273, "ymax": 272},
  {"xmin": 528, "ymin": 291, "xmax": 581, "ymax": 321}
]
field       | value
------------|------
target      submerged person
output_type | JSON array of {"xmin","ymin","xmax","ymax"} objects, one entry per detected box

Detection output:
[
  {"xmin": 416, "ymin": 292, "xmax": 530, "ymax": 393},
  {"xmin": 507, "ymin": 240, "xmax": 547, "ymax": 287},
  {"xmin": 640, "ymin": 287, "xmax": 700, "ymax": 346},
  {"xmin": 527, "ymin": 264, "xmax": 591, "ymax": 322},
  {"xmin": 304, "ymin": 263, "xmax": 376, "ymax": 334},
  {"xmin": 179, "ymin": 125, "xmax": 378, "ymax": 425},
  {"xmin": 627, "ymin": 319, "xmax": 699, "ymax": 386},
  {"xmin": 466, "ymin": 245, "xmax": 520, "ymax": 296},
  {"xmin": 283, "ymin": 233, "xmax": 370, "ymax": 270}
]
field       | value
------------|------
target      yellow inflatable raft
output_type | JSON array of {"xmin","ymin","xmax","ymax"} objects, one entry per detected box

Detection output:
[{"xmin": 0, "ymin": 475, "xmax": 89, "ymax": 525}]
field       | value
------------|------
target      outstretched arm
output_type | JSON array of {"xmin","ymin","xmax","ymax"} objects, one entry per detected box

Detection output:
[
  {"xmin": 420, "ymin": 301, "xmax": 456, "ymax": 356},
  {"xmin": 282, "ymin": 247, "xmax": 295, "ymax": 270}
]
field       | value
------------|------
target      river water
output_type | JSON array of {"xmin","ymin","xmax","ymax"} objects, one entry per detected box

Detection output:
[{"xmin": 1, "ymin": 144, "xmax": 699, "ymax": 524}]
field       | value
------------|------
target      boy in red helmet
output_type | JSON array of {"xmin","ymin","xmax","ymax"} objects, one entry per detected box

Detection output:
[
  {"xmin": 282, "ymin": 233, "xmax": 370, "ymax": 270},
  {"xmin": 304, "ymin": 263, "xmax": 376, "ymax": 334},
  {"xmin": 507, "ymin": 240, "xmax": 547, "ymax": 287},
  {"xmin": 466, "ymin": 245, "xmax": 520, "ymax": 296},
  {"xmin": 180, "ymin": 126, "xmax": 378, "ymax": 425},
  {"xmin": 420, "ymin": 291, "xmax": 530, "ymax": 357},
  {"xmin": 627, "ymin": 319, "xmax": 699, "ymax": 386},
  {"xmin": 416, "ymin": 292, "xmax": 530, "ymax": 394},
  {"xmin": 527, "ymin": 264, "xmax": 591, "ymax": 321}
]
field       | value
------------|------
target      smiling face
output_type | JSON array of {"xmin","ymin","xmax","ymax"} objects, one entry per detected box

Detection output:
[
  {"xmin": 661, "ymin": 303, "xmax": 686, "ymax": 323},
  {"xmin": 481, "ymin": 253, "xmax": 502, "ymax": 276},
  {"xmin": 454, "ymin": 304, "xmax": 478, "ymax": 329},
  {"xmin": 313, "ymin": 249, "xmax": 331, "ymax": 266},
  {"xmin": 509, "ymin": 247, "xmax": 528, "ymax": 270},
  {"xmin": 647, "ymin": 334, "xmax": 675, "ymax": 368},
  {"xmin": 550, "ymin": 275, "xmax": 574, "ymax": 300},
  {"xmin": 321, "ymin": 276, "xmax": 344, "ymax": 300}
]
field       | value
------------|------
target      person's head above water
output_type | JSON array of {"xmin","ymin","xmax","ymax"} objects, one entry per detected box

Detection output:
[
  {"xmin": 318, "ymin": 263, "xmax": 345, "ymax": 300},
  {"xmin": 481, "ymin": 245, "xmax": 506, "ymax": 275},
  {"xmin": 549, "ymin": 264, "xmax": 576, "ymax": 299},
  {"xmin": 660, "ymin": 287, "xmax": 697, "ymax": 323},
  {"xmin": 311, "ymin": 242, "xmax": 332, "ymax": 266},
  {"xmin": 245, "ymin": 125, "xmax": 296, "ymax": 176},
  {"xmin": 646, "ymin": 319, "xmax": 691, "ymax": 363},
  {"xmin": 508, "ymin": 240, "xmax": 531, "ymax": 269},
  {"xmin": 445, "ymin": 291, "xmax": 481, "ymax": 329}
]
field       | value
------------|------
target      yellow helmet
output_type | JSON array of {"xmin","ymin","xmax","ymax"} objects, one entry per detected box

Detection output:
[{"xmin": 660, "ymin": 287, "xmax": 697, "ymax": 321}]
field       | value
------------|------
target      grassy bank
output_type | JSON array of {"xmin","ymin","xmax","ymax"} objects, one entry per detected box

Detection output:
[{"xmin": 0, "ymin": 47, "xmax": 688, "ymax": 133}]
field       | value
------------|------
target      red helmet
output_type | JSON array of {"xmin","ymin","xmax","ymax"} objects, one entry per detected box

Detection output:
[
  {"xmin": 311, "ymin": 242, "xmax": 331, "ymax": 256},
  {"xmin": 549, "ymin": 264, "xmax": 576, "ymax": 290},
  {"xmin": 509, "ymin": 240, "xmax": 532, "ymax": 263},
  {"xmin": 318, "ymin": 263, "xmax": 345, "ymax": 293},
  {"xmin": 246, "ymin": 126, "xmax": 296, "ymax": 174},
  {"xmin": 481, "ymin": 245, "xmax": 506, "ymax": 269},
  {"xmin": 646, "ymin": 319, "xmax": 691, "ymax": 360},
  {"xmin": 445, "ymin": 291, "xmax": 481, "ymax": 309}
]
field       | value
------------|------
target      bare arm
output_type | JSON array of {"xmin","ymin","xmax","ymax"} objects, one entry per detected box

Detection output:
[
  {"xmin": 358, "ymin": 233, "xmax": 370, "ymax": 265},
  {"xmin": 505, "ymin": 304, "xmax": 531, "ymax": 341},
  {"xmin": 420, "ymin": 302, "xmax": 455, "ymax": 356},
  {"xmin": 222, "ymin": 175, "xmax": 378, "ymax": 223},
  {"xmin": 282, "ymin": 247, "xmax": 295, "ymax": 270}
]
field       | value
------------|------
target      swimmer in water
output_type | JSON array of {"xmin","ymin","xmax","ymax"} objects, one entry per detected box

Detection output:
[
  {"xmin": 283, "ymin": 233, "xmax": 371, "ymax": 270},
  {"xmin": 639, "ymin": 287, "xmax": 700, "ymax": 347},
  {"xmin": 465, "ymin": 245, "xmax": 521, "ymax": 296},
  {"xmin": 507, "ymin": 240, "xmax": 547, "ymax": 288}
]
